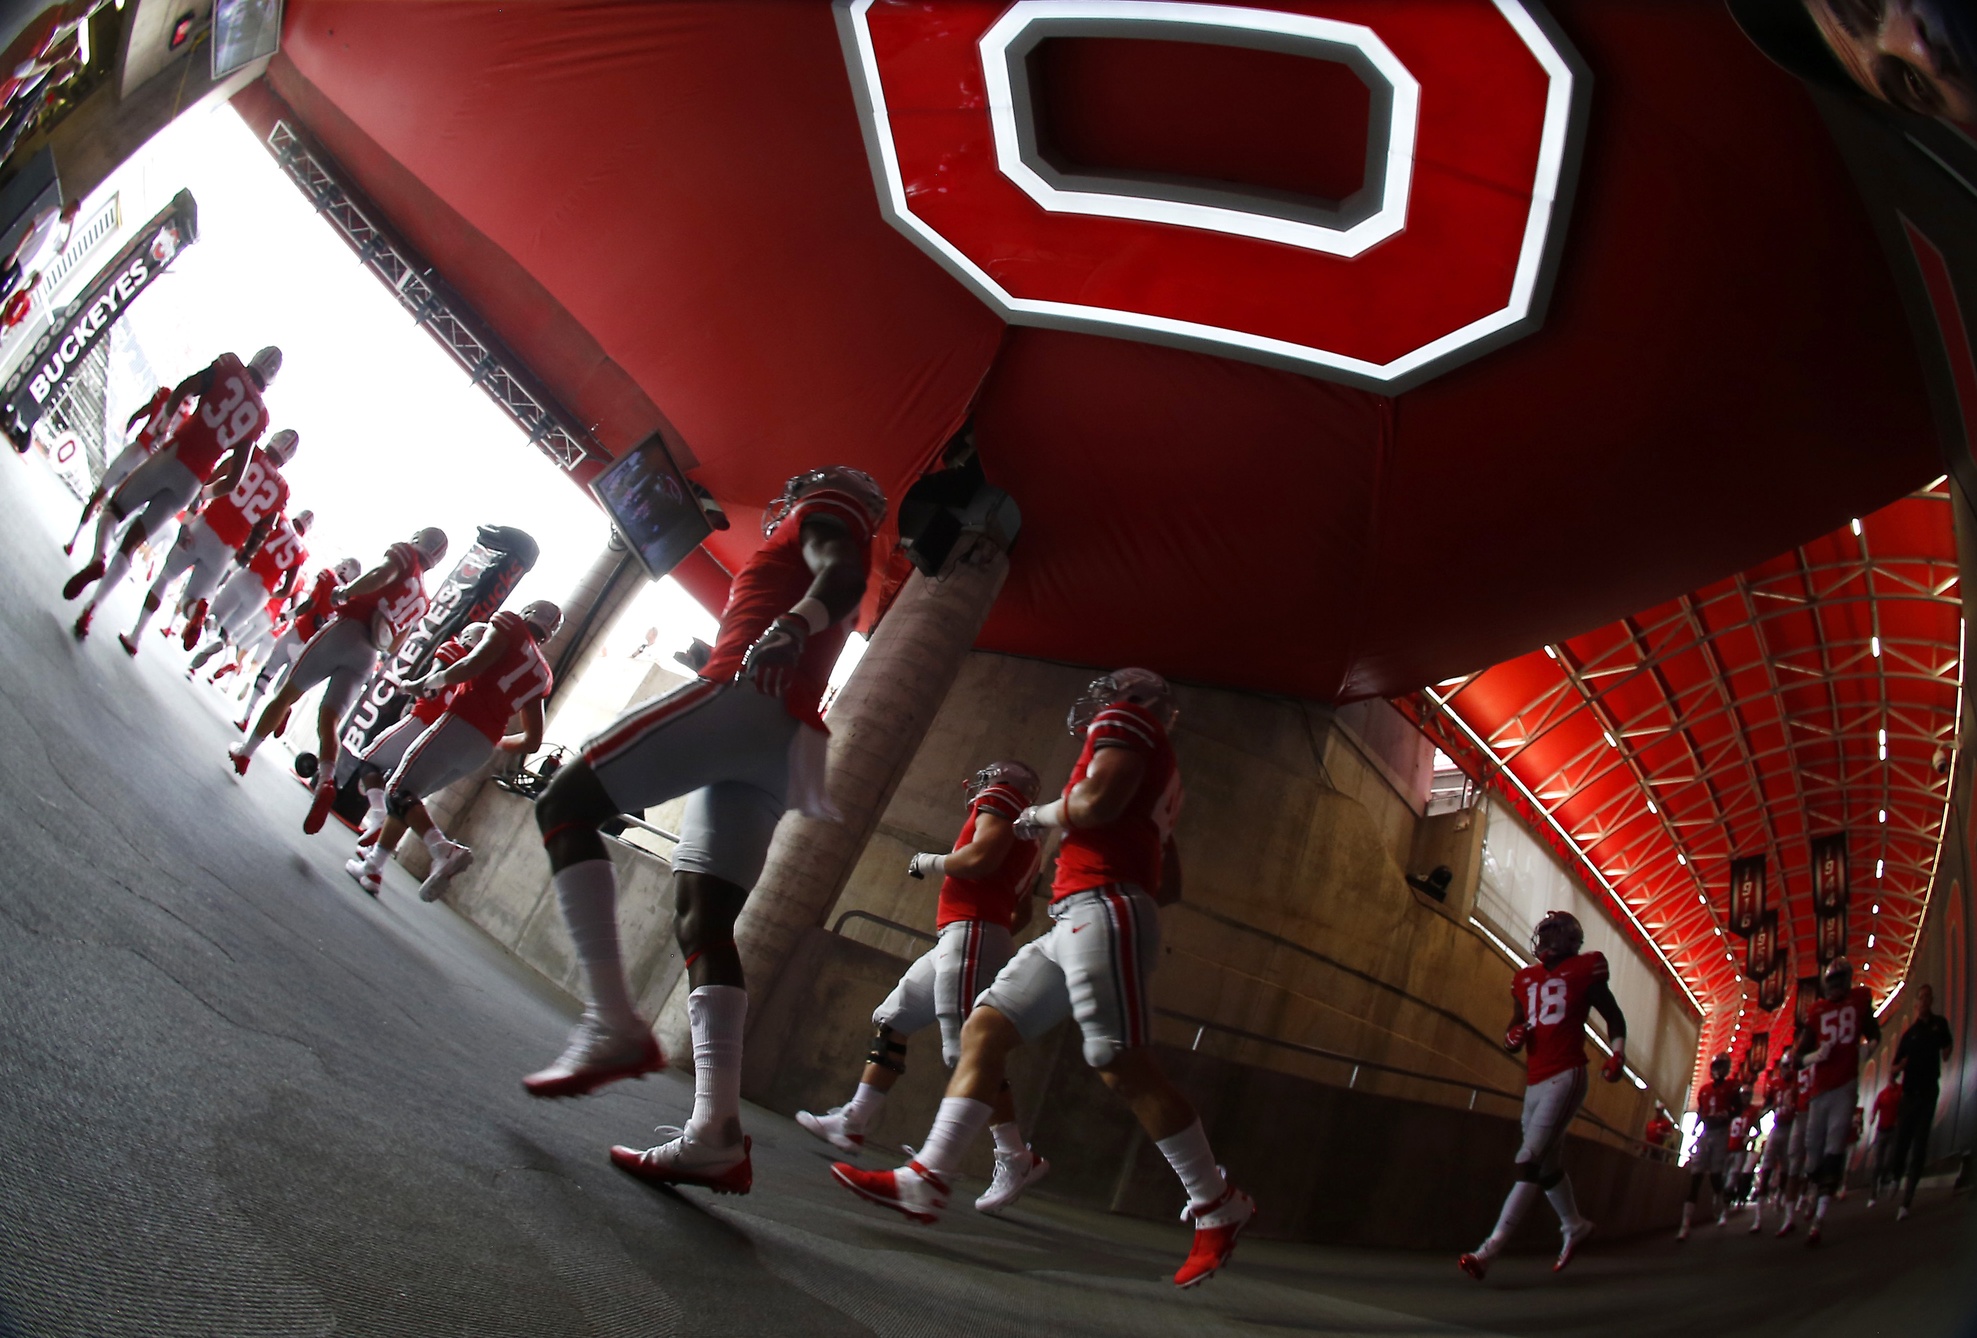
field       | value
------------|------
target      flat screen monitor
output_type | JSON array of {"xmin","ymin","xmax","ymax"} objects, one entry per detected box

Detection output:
[
  {"xmin": 212, "ymin": 0, "xmax": 283, "ymax": 79},
  {"xmin": 589, "ymin": 434, "xmax": 712, "ymax": 581}
]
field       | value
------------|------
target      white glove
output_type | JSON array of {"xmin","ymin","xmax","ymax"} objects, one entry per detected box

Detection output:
[
  {"xmin": 1013, "ymin": 800, "xmax": 1065, "ymax": 843},
  {"xmin": 906, "ymin": 852, "xmax": 946, "ymax": 880},
  {"xmin": 1804, "ymin": 1043, "xmax": 1833, "ymax": 1067}
]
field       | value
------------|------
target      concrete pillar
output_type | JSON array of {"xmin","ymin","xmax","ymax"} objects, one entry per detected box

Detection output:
[{"xmin": 653, "ymin": 530, "xmax": 1012, "ymax": 1062}]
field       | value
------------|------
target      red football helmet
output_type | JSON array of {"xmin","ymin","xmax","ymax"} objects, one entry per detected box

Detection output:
[
  {"xmin": 964, "ymin": 759, "xmax": 1040, "ymax": 807},
  {"xmin": 1066, "ymin": 667, "xmax": 1177, "ymax": 735},
  {"xmin": 1530, "ymin": 910, "xmax": 1583, "ymax": 964},
  {"xmin": 762, "ymin": 466, "xmax": 887, "ymax": 537}
]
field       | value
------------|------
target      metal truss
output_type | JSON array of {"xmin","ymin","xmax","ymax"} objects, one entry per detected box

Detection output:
[
  {"xmin": 1415, "ymin": 483, "xmax": 1962, "ymax": 1089},
  {"xmin": 263, "ymin": 121, "xmax": 603, "ymax": 473}
]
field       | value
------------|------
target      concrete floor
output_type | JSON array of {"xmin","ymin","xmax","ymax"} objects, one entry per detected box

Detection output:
[{"xmin": 2, "ymin": 453, "xmax": 1975, "ymax": 1338}]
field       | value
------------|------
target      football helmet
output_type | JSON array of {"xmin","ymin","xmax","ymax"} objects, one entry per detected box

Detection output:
[
  {"xmin": 292, "ymin": 509, "xmax": 314, "ymax": 534},
  {"xmin": 1711, "ymin": 1054, "xmax": 1732, "ymax": 1081},
  {"xmin": 964, "ymin": 760, "xmax": 1041, "ymax": 808},
  {"xmin": 519, "ymin": 599, "xmax": 563, "ymax": 642},
  {"xmin": 1066, "ymin": 667, "xmax": 1177, "ymax": 735},
  {"xmin": 410, "ymin": 527, "xmax": 448, "ymax": 568},
  {"xmin": 1822, "ymin": 956, "xmax": 1853, "ymax": 999},
  {"xmin": 247, "ymin": 346, "xmax": 283, "ymax": 386},
  {"xmin": 762, "ymin": 466, "xmax": 887, "ymax": 537},
  {"xmin": 333, "ymin": 557, "xmax": 361, "ymax": 584},
  {"xmin": 1530, "ymin": 910, "xmax": 1584, "ymax": 964},
  {"xmin": 264, "ymin": 428, "xmax": 299, "ymax": 466}
]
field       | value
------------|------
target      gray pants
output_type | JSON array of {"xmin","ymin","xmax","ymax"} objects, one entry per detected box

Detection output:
[
  {"xmin": 107, "ymin": 452, "xmax": 199, "ymax": 540},
  {"xmin": 154, "ymin": 519, "xmax": 236, "ymax": 607},
  {"xmin": 286, "ymin": 616, "xmax": 378, "ymax": 737},
  {"xmin": 1516, "ymin": 1066, "xmax": 1587, "ymax": 1178},
  {"xmin": 386, "ymin": 714, "xmax": 493, "ymax": 806},
  {"xmin": 873, "ymin": 919, "xmax": 1016, "ymax": 1068},
  {"xmin": 1802, "ymin": 1084, "xmax": 1857, "ymax": 1178},
  {"xmin": 977, "ymin": 885, "xmax": 1160, "ymax": 1069}
]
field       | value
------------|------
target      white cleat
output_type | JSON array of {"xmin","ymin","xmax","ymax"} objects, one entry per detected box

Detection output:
[
  {"xmin": 1897, "ymin": 1205, "xmax": 1910, "ymax": 1221},
  {"xmin": 1554, "ymin": 1219, "xmax": 1594, "ymax": 1273},
  {"xmin": 419, "ymin": 838, "xmax": 474, "ymax": 902},
  {"xmin": 343, "ymin": 856, "xmax": 382, "ymax": 897},
  {"xmin": 795, "ymin": 1106, "xmax": 866, "ymax": 1154},
  {"xmin": 975, "ymin": 1146, "xmax": 1049, "ymax": 1214},
  {"xmin": 611, "ymin": 1126, "xmax": 752, "ymax": 1194},
  {"xmin": 523, "ymin": 1010, "xmax": 665, "ymax": 1098}
]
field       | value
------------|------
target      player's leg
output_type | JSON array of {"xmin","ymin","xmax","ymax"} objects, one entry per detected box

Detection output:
[
  {"xmin": 1805, "ymin": 1092, "xmax": 1845, "ymax": 1242},
  {"xmin": 120, "ymin": 523, "xmax": 208, "ymax": 652},
  {"xmin": 952, "ymin": 923, "xmax": 1043, "ymax": 1212},
  {"xmin": 373, "ymin": 716, "xmax": 491, "ymax": 901},
  {"xmin": 70, "ymin": 456, "xmax": 186, "ymax": 607},
  {"xmin": 233, "ymin": 618, "xmax": 361, "ymax": 772},
  {"xmin": 798, "ymin": 947, "xmax": 933, "ymax": 1151},
  {"xmin": 241, "ymin": 626, "xmax": 301, "ymax": 727},
  {"xmin": 341, "ymin": 716, "xmax": 438, "ymax": 892}
]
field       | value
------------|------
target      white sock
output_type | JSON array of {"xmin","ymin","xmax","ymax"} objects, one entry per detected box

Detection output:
[
  {"xmin": 1815, "ymin": 1194, "xmax": 1831, "ymax": 1222},
  {"xmin": 359, "ymin": 787, "xmax": 386, "ymax": 834},
  {"xmin": 420, "ymin": 825, "xmax": 449, "ymax": 854},
  {"xmin": 554, "ymin": 859, "xmax": 637, "ymax": 1029},
  {"xmin": 1545, "ymin": 1176, "xmax": 1585, "ymax": 1232},
  {"xmin": 686, "ymin": 984, "xmax": 747, "ymax": 1146},
  {"xmin": 991, "ymin": 1121, "xmax": 1025, "ymax": 1156},
  {"xmin": 128, "ymin": 598, "xmax": 159, "ymax": 638},
  {"xmin": 1485, "ymin": 1180, "xmax": 1542, "ymax": 1250},
  {"xmin": 1155, "ymin": 1119, "xmax": 1227, "ymax": 1210},
  {"xmin": 87, "ymin": 550, "xmax": 135, "ymax": 612},
  {"xmin": 842, "ymin": 1081, "xmax": 886, "ymax": 1131},
  {"xmin": 361, "ymin": 841, "xmax": 389, "ymax": 875},
  {"xmin": 236, "ymin": 732, "xmax": 263, "ymax": 758},
  {"xmin": 916, "ymin": 1096, "xmax": 992, "ymax": 1180}
]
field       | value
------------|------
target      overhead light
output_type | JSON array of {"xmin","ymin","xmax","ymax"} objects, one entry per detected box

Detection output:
[
  {"xmin": 1872, "ymin": 902, "xmax": 1880, "ymax": 914},
  {"xmin": 76, "ymin": 11, "xmax": 89, "ymax": 63},
  {"xmin": 1603, "ymin": 731, "xmax": 1618, "ymax": 748},
  {"xmin": 1543, "ymin": 645, "xmax": 1557, "ymax": 660},
  {"xmin": 1880, "ymin": 728, "xmax": 1888, "ymax": 760},
  {"xmin": 1872, "ymin": 636, "xmax": 1882, "ymax": 657},
  {"xmin": 1880, "ymin": 809, "xmax": 1888, "ymax": 824},
  {"xmin": 1678, "ymin": 853, "xmax": 1688, "ymax": 866},
  {"xmin": 1868, "ymin": 933, "xmax": 1877, "ymax": 948},
  {"xmin": 1851, "ymin": 518, "xmax": 1863, "ymax": 535},
  {"xmin": 1647, "ymin": 799, "xmax": 1658, "ymax": 814},
  {"xmin": 1877, "ymin": 859, "xmax": 1885, "ymax": 878}
]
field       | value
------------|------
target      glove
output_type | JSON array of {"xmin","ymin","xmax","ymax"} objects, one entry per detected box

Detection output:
[
  {"xmin": 330, "ymin": 585, "xmax": 351, "ymax": 607},
  {"xmin": 1503, "ymin": 1023, "xmax": 1529, "ymax": 1053},
  {"xmin": 1013, "ymin": 801, "xmax": 1063, "ymax": 843},
  {"xmin": 1602, "ymin": 1052, "xmax": 1625, "ymax": 1083},
  {"xmin": 1804, "ymin": 1042, "xmax": 1833, "ymax": 1067},
  {"xmin": 741, "ymin": 613, "xmax": 808, "ymax": 696},
  {"xmin": 907, "ymin": 852, "xmax": 945, "ymax": 880}
]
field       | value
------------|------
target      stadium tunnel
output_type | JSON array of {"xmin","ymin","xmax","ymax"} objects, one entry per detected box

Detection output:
[{"xmin": 8, "ymin": 0, "xmax": 1977, "ymax": 1333}]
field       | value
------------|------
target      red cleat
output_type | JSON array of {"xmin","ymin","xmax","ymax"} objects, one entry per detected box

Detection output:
[
  {"xmin": 611, "ymin": 1130, "xmax": 752, "ymax": 1195},
  {"xmin": 1174, "ymin": 1184, "xmax": 1256, "ymax": 1288},
  {"xmin": 181, "ymin": 600, "xmax": 207, "ymax": 651},
  {"xmin": 117, "ymin": 633, "xmax": 139, "ymax": 658},
  {"xmin": 63, "ymin": 560, "xmax": 104, "ymax": 601},
  {"xmin": 830, "ymin": 1160, "xmax": 949, "ymax": 1225},
  {"xmin": 523, "ymin": 1013, "xmax": 666, "ymax": 1098},
  {"xmin": 1457, "ymin": 1252, "xmax": 1490, "ymax": 1281},
  {"xmin": 302, "ymin": 775, "xmax": 338, "ymax": 834},
  {"xmin": 71, "ymin": 607, "xmax": 93, "ymax": 640},
  {"xmin": 227, "ymin": 746, "xmax": 251, "ymax": 776},
  {"xmin": 1806, "ymin": 1225, "xmax": 1821, "ymax": 1247}
]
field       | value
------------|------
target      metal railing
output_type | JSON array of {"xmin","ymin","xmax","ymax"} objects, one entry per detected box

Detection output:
[{"xmin": 832, "ymin": 909, "xmax": 935, "ymax": 945}]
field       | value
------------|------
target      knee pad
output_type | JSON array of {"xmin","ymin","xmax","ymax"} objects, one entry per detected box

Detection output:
[
  {"xmin": 1538, "ymin": 1169, "xmax": 1564, "ymax": 1191},
  {"xmin": 867, "ymin": 1025, "xmax": 907, "ymax": 1075},
  {"xmin": 385, "ymin": 788, "xmax": 419, "ymax": 819},
  {"xmin": 1516, "ymin": 1159, "xmax": 1543, "ymax": 1185}
]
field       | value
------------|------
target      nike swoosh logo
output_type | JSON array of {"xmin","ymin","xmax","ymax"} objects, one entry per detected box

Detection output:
[{"xmin": 1070, "ymin": 923, "xmax": 1088, "ymax": 933}]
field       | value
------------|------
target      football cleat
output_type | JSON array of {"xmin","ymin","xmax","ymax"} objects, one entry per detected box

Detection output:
[
  {"xmin": 63, "ymin": 560, "xmax": 104, "ymax": 601},
  {"xmin": 117, "ymin": 633, "xmax": 139, "ymax": 658},
  {"xmin": 795, "ymin": 1106, "xmax": 866, "ymax": 1154},
  {"xmin": 523, "ymin": 1011, "xmax": 665, "ymax": 1097},
  {"xmin": 976, "ymin": 1147, "xmax": 1049, "ymax": 1214},
  {"xmin": 419, "ymin": 839, "xmax": 473, "ymax": 902},
  {"xmin": 227, "ymin": 745, "xmax": 251, "ymax": 776},
  {"xmin": 181, "ymin": 600, "xmax": 207, "ymax": 651},
  {"xmin": 830, "ymin": 1160, "xmax": 949, "ymax": 1225},
  {"xmin": 1675, "ymin": 1221, "xmax": 1690, "ymax": 1242},
  {"xmin": 1774, "ymin": 1220, "xmax": 1796, "ymax": 1238},
  {"xmin": 302, "ymin": 775, "xmax": 337, "ymax": 834},
  {"xmin": 61, "ymin": 538, "xmax": 73, "ymax": 556},
  {"xmin": 71, "ymin": 608, "xmax": 93, "ymax": 640},
  {"xmin": 343, "ymin": 856, "xmax": 381, "ymax": 897},
  {"xmin": 611, "ymin": 1127, "xmax": 752, "ymax": 1195},
  {"xmin": 1554, "ymin": 1219, "xmax": 1594, "ymax": 1273},
  {"xmin": 1806, "ymin": 1224, "xmax": 1821, "ymax": 1247},
  {"xmin": 1457, "ymin": 1252, "xmax": 1490, "ymax": 1281},
  {"xmin": 1175, "ymin": 1183, "xmax": 1255, "ymax": 1288},
  {"xmin": 1897, "ymin": 1205, "xmax": 1910, "ymax": 1221},
  {"xmin": 1748, "ymin": 1214, "xmax": 1764, "ymax": 1234}
]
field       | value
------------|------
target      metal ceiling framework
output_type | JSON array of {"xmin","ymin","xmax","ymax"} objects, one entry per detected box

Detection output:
[{"xmin": 1407, "ymin": 482, "xmax": 1963, "ymax": 1097}]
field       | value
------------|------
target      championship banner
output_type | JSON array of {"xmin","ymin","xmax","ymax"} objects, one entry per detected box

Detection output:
[
  {"xmin": 1, "ymin": 190, "xmax": 197, "ymax": 446},
  {"xmin": 1748, "ymin": 1031, "xmax": 1769, "ymax": 1074},
  {"xmin": 1810, "ymin": 833, "xmax": 1849, "ymax": 914},
  {"xmin": 1758, "ymin": 967, "xmax": 1787, "ymax": 1013},
  {"xmin": 1745, "ymin": 909, "xmax": 1779, "ymax": 980},
  {"xmin": 332, "ymin": 525, "xmax": 539, "ymax": 811},
  {"xmin": 1727, "ymin": 855, "xmax": 1766, "ymax": 937},
  {"xmin": 1795, "ymin": 975, "xmax": 1821, "ymax": 1027},
  {"xmin": 1816, "ymin": 904, "xmax": 1848, "ymax": 965}
]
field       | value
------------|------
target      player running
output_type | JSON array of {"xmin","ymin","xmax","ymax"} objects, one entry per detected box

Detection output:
[
  {"xmin": 1794, "ymin": 957, "xmax": 1879, "ymax": 1245},
  {"xmin": 1679, "ymin": 1054, "xmax": 1740, "ymax": 1240},
  {"xmin": 229, "ymin": 529, "xmax": 447, "ymax": 837},
  {"xmin": 1749, "ymin": 1053, "xmax": 1797, "ymax": 1233},
  {"xmin": 796, "ymin": 760, "xmax": 1047, "ymax": 1214},
  {"xmin": 1457, "ymin": 911, "xmax": 1628, "ymax": 1280},
  {"xmin": 526, "ymin": 467, "xmax": 885, "ymax": 1184},
  {"xmin": 1887, "ymin": 982, "xmax": 1954, "ymax": 1219},
  {"xmin": 236, "ymin": 558, "xmax": 356, "ymax": 730},
  {"xmin": 65, "ymin": 348, "xmax": 281, "ymax": 639},
  {"xmin": 117, "ymin": 428, "xmax": 298, "ymax": 655},
  {"xmin": 830, "ymin": 670, "xmax": 1256, "ymax": 1289},
  {"xmin": 344, "ymin": 601, "xmax": 559, "ymax": 900},
  {"xmin": 64, "ymin": 386, "xmax": 181, "ymax": 555},
  {"xmin": 188, "ymin": 507, "xmax": 312, "ymax": 676}
]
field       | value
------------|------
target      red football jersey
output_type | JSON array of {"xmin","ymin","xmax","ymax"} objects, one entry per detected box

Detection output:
[
  {"xmin": 164, "ymin": 353, "xmax": 269, "ymax": 482},
  {"xmin": 1806, "ymin": 985, "xmax": 1876, "ymax": 1095},
  {"xmin": 1872, "ymin": 1082, "xmax": 1902, "ymax": 1132},
  {"xmin": 1510, "ymin": 950, "xmax": 1610, "ymax": 1085},
  {"xmin": 338, "ymin": 542, "xmax": 430, "ymax": 643},
  {"xmin": 200, "ymin": 453, "xmax": 290, "ymax": 550},
  {"xmin": 1696, "ymin": 1077, "xmax": 1740, "ymax": 1125},
  {"xmin": 246, "ymin": 512, "xmax": 307, "ymax": 593},
  {"xmin": 443, "ymin": 611, "xmax": 554, "ymax": 743},
  {"xmin": 1794, "ymin": 1062, "xmax": 1815, "ymax": 1113},
  {"xmin": 130, "ymin": 387, "xmax": 175, "ymax": 452},
  {"xmin": 292, "ymin": 568, "xmax": 341, "ymax": 642},
  {"xmin": 1050, "ymin": 701, "xmax": 1182, "ymax": 903},
  {"xmin": 1728, "ymin": 1107, "xmax": 1753, "ymax": 1151},
  {"xmin": 935, "ymin": 782, "xmax": 1042, "ymax": 931},
  {"xmin": 697, "ymin": 490, "xmax": 875, "ymax": 727},
  {"xmin": 410, "ymin": 637, "xmax": 473, "ymax": 725},
  {"xmin": 1766, "ymin": 1071, "xmax": 1798, "ymax": 1121}
]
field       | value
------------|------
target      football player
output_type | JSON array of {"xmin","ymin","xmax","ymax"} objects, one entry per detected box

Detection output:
[
  {"xmin": 1678, "ymin": 1054, "xmax": 1740, "ymax": 1239},
  {"xmin": 797, "ymin": 760, "xmax": 1047, "ymax": 1213},
  {"xmin": 1458, "ymin": 911, "xmax": 1627, "ymax": 1280},
  {"xmin": 65, "ymin": 386, "xmax": 179, "ymax": 555},
  {"xmin": 829, "ymin": 670, "xmax": 1256, "ymax": 1289},
  {"xmin": 116, "ymin": 428, "xmax": 298, "ymax": 656},
  {"xmin": 535, "ymin": 467, "xmax": 884, "ymax": 1196},
  {"xmin": 187, "ymin": 507, "xmax": 313, "ymax": 676},
  {"xmin": 230, "ymin": 530, "xmax": 447, "ymax": 838},
  {"xmin": 65, "ymin": 348, "xmax": 280, "ymax": 640},
  {"xmin": 1725, "ymin": 1097, "xmax": 1755, "ymax": 1218},
  {"xmin": 344, "ymin": 601, "xmax": 559, "ymax": 900},
  {"xmin": 1794, "ymin": 956, "xmax": 1879, "ymax": 1244},
  {"xmin": 1749, "ymin": 1053, "xmax": 1798, "ymax": 1233}
]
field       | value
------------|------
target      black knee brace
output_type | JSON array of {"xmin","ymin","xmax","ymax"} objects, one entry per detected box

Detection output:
[
  {"xmin": 385, "ymin": 787, "xmax": 419, "ymax": 819},
  {"xmin": 1538, "ymin": 1169, "xmax": 1564, "ymax": 1191},
  {"xmin": 867, "ymin": 1024, "xmax": 907, "ymax": 1075},
  {"xmin": 535, "ymin": 759, "xmax": 618, "ymax": 841},
  {"xmin": 1515, "ymin": 1160, "xmax": 1542, "ymax": 1184}
]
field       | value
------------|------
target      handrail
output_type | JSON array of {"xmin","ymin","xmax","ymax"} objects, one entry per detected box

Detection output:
[
  {"xmin": 831, "ymin": 909, "xmax": 937, "ymax": 946},
  {"xmin": 615, "ymin": 813, "xmax": 680, "ymax": 844}
]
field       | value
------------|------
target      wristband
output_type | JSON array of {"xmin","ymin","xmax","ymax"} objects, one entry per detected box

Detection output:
[
  {"xmin": 1031, "ymin": 798, "xmax": 1066, "ymax": 830},
  {"xmin": 791, "ymin": 596, "xmax": 831, "ymax": 635}
]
